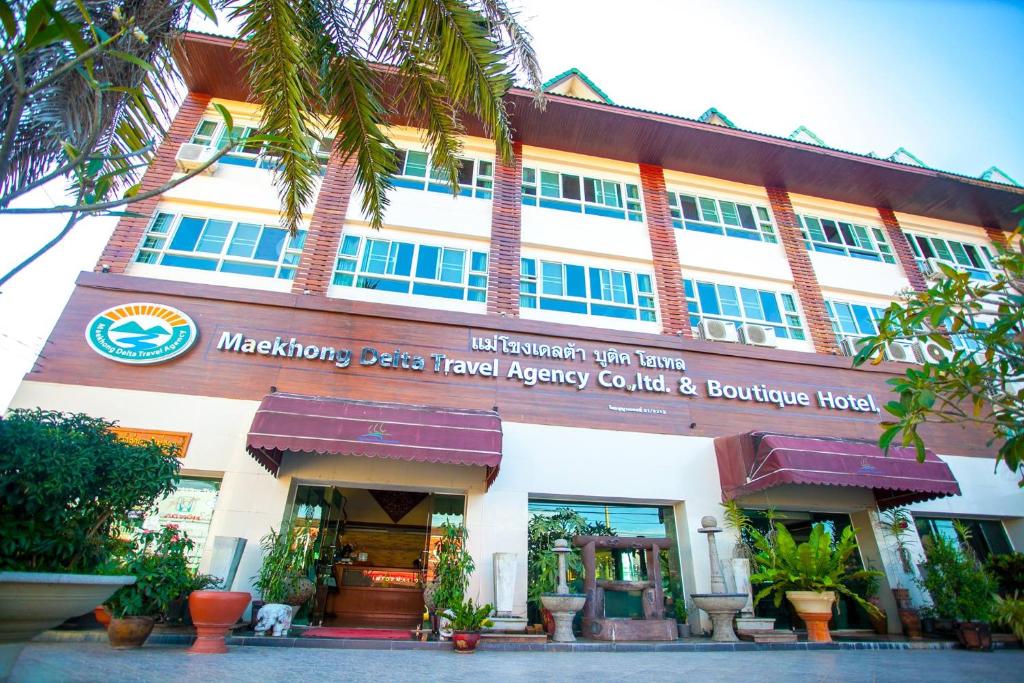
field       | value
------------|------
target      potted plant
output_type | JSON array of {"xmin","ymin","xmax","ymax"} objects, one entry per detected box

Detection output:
[
  {"xmin": 431, "ymin": 522, "xmax": 475, "ymax": 638},
  {"xmin": 446, "ymin": 599, "xmax": 494, "ymax": 653},
  {"xmin": 0, "ymin": 409, "xmax": 180, "ymax": 678},
  {"xmin": 993, "ymin": 593, "xmax": 1024, "ymax": 644},
  {"xmin": 252, "ymin": 523, "xmax": 315, "ymax": 636},
  {"xmin": 880, "ymin": 508, "xmax": 921, "ymax": 637},
  {"xmin": 916, "ymin": 532, "xmax": 997, "ymax": 650},
  {"xmin": 104, "ymin": 526, "xmax": 196, "ymax": 648},
  {"xmin": 749, "ymin": 522, "xmax": 882, "ymax": 643}
]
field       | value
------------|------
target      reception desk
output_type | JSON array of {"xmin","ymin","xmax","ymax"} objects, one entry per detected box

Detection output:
[{"xmin": 329, "ymin": 565, "xmax": 424, "ymax": 627}]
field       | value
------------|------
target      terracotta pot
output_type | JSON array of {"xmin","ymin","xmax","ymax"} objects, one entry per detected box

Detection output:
[
  {"xmin": 541, "ymin": 607, "xmax": 555, "ymax": 636},
  {"xmin": 867, "ymin": 598, "xmax": 888, "ymax": 635},
  {"xmin": 786, "ymin": 591, "xmax": 836, "ymax": 643},
  {"xmin": 107, "ymin": 616, "xmax": 155, "ymax": 649},
  {"xmin": 956, "ymin": 621, "xmax": 992, "ymax": 651},
  {"xmin": 898, "ymin": 608, "xmax": 922, "ymax": 639},
  {"xmin": 93, "ymin": 606, "xmax": 112, "ymax": 629},
  {"xmin": 187, "ymin": 590, "xmax": 251, "ymax": 654},
  {"xmin": 451, "ymin": 630, "xmax": 481, "ymax": 653},
  {"xmin": 285, "ymin": 577, "xmax": 315, "ymax": 606},
  {"xmin": 892, "ymin": 588, "xmax": 912, "ymax": 610}
]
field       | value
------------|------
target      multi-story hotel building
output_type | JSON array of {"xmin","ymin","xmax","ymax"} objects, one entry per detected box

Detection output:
[{"xmin": 10, "ymin": 32, "xmax": 1024, "ymax": 633}]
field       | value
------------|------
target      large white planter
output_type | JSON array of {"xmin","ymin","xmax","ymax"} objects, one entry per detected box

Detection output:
[{"xmin": 0, "ymin": 572, "xmax": 135, "ymax": 680}]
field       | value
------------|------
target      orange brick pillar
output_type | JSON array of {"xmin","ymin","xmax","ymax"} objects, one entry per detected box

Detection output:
[
  {"xmin": 291, "ymin": 150, "xmax": 358, "ymax": 295},
  {"xmin": 638, "ymin": 164, "xmax": 690, "ymax": 336},
  {"xmin": 486, "ymin": 141, "xmax": 523, "ymax": 317},
  {"xmin": 765, "ymin": 187, "xmax": 837, "ymax": 354},
  {"xmin": 878, "ymin": 207, "xmax": 927, "ymax": 292},
  {"xmin": 985, "ymin": 226, "xmax": 1010, "ymax": 249},
  {"xmin": 95, "ymin": 92, "xmax": 211, "ymax": 273}
]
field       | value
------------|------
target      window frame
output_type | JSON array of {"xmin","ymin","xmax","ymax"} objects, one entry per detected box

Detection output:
[
  {"xmin": 391, "ymin": 148, "xmax": 495, "ymax": 199},
  {"xmin": 521, "ymin": 166, "xmax": 644, "ymax": 222},
  {"xmin": 797, "ymin": 213, "xmax": 895, "ymax": 263},
  {"xmin": 903, "ymin": 232, "xmax": 996, "ymax": 281},
  {"xmin": 666, "ymin": 190, "xmax": 778, "ymax": 243},
  {"xmin": 685, "ymin": 278, "xmax": 805, "ymax": 340},
  {"xmin": 823, "ymin": 299, "xmax": 889, "ymax": 345},
  {"xmin": 332, "ymin": 234, "xmax": 489, "ymax": 303},
  {"xmin": 520, "ymin": 257, "xmax": 657, "ymax": 322},
  {"xmin": 134, "ymin": 211, "xmax": 305, "ymax": 280},
  {"xmin": 189, "ymin": 118, "xmax": 334, "ymax": 175}
]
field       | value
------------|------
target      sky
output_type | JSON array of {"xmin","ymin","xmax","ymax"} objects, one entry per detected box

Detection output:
[{"xmin": 1, "ymin": 0, "xmax": 1022, "ymax": 410}]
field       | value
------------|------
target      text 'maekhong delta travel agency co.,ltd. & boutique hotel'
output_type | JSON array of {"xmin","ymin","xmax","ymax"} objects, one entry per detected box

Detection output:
[{"xmin": 10, "ymin": 32, "xmax": 1024, "ymax": 635}]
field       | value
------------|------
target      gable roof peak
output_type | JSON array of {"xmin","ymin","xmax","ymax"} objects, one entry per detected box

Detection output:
[
  {"xmin": 887, "ymin": 146, "xmax": 928, "ymax": 168},
  {"xmin": 697, "ymin": 107, "xmax": 737, "ymax": 129},
  {"xmin": 542, "ymin": 67, "xmax": 613, "ymax": 104},
  {"xmin": 980, "ymin": 165, "xmax": 1020, "ymax": 187},
  {"xmin": 788, "ymin": 125, "xmax": 827, "ymax": 147}
]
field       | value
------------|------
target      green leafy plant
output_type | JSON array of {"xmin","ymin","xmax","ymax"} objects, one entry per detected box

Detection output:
[
  {"xmin": 749, "ymin": 522, "xmax": 882, "ymax": 618},
  {"xmin": 916, "ymin": 533, "xmax": 997, "ymax": 622},
  {"xmin": 721, "ymin": 500, "xmax": 755, "ymax": 560},
  {"xmin": 253, "ymin": 523, "xmax": 314, "ymax": 604},
  {"xmin": 446, "ymin": 598, "xmax": 494, "ymax": 632},
  {"xmin": 880, "ymin": 508, "xmax": 915, "ymax": 575},
  {"xmin": 0, "ymin": 409, "xmax": 181, "ymax": 573},
  {"xmin": 993, "ymin": 593, "xmax": 1024, "ymax": 641},
  {"xmin": 852, "ymin": 224, "xmax": 1024, "ymax": 486},
  {"xmin": 104, "ymin": 526, "xmax": 196, "ymax": 618},
  {"xmin": 986, "ymin": 553, "xmax": 1024, "ymax": 596},
  {"xmin": 526, "ymin": 508, "xmax": 613, "ymax": 610},
  {"xmin": 673, "ymin": 597, "xmax": 688, "ymax": 624},
  {"xmin": 432, "ymin": 521, "xmax": 475, "ymax": 613}
]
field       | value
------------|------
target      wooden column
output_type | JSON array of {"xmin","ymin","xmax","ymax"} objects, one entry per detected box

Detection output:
[
  {"xmin": 485, "ymin": 141, "xmax": 523, "ymax": 317},
  {"xmin": 291, "ymin": 150, "xmax": 358, "ymax": 295},
  {"xmin": 877, "ymin": 207, "xmax": 927, "ymax": 292},
  {"xmin": 765, "ymin": 187, "xmax": 837, "ymax": 355},
  {"xmin": 638, "ymin": 164, "xmax": 690, "ymax": 336},
  {"xmin": 95, "ymin": 92, "xmax": 211, "ymax": 273}
]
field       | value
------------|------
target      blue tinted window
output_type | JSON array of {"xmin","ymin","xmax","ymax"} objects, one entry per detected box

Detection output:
[
  {"xmin": 412, "ymin": 282, "xmax": 463, "ymax": 299},
  {"xmin": 227, "ymin": 223, "xmax": 261, "ymax": 258},
  {"xmin": 683, "ymin": 279, "xmax": 695, "ymax": 299},
  {"xmin": 196, "ymin": 220, "xmax": 231, "ymax": 254},
  {"xmin": 565, "ymin": 265, "xmax": 586, "ymax": 298},
  {"xmin": 169, "ymin": 217, "xmax": 205, "ymax": 251},
  {"xmin": 471, "ymin": 252, "xmax": 488, "ymax": 271},
  {"xmin": 591, "ymin": 303, "xmax": 637, "ymax": 320},
  {"xmin": 541, "ymin": 262, "xmax": 563, "ymax": 295},
  {"xmin": 254, "ymin": 228, "xmax": 287, "ymax": 261},
  {"xmin": 697, "ymin": 282, "xmax": 720, "ymax": 315},
  {"xmin": 160, "ymin": 253, "xmax": 217, "ymax": 270},
  {"xmin": 440, "ymin": 249, "xmax": 465, "ymax": 283},
  {"xmin": 540, "ymin": 298, "xmax": 588, "ymax": 314},
  {"xmin": 853, "ymin": 305, "xmax": 877, "ymax": 335},
  {"xmin": 417, "ymin": 246, "xmax": 440, "ymax": 279},
  {"xmin": 221, "ymin": 261, "xmax": 277, "ymax": 277},
  {"xmin": 739, "ymin": 288, "xmax": 762, "ymax": 320},
  {"xmin": 760, "ymin": 291, "xmax": 782, "ymax": 323}
]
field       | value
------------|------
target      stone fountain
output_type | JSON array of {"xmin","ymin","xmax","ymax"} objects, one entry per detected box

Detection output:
[
  {"xmin": 539, "ymin": 539, "xmax": 587, "ymax": 642},
  {"xmin": 689, "ymin": 516, "xmax": 748, "ymax": 642}
]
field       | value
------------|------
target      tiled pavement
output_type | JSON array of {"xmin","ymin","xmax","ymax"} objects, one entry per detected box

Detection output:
[{"xmin": 10, "ymin": 642, "xmax": 1024, "ymax": 683}]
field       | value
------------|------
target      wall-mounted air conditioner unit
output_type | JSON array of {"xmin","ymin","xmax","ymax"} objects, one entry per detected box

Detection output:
[
  {"xmin": 839, "ymin": 336, "xmax": 870, "ymax": 357},
  {"xmin": 175, "ymin": 143, "xmax": 217, "ymax": 174},
  {"xmin": 884, "ymin": 341, "xmax": 919, "ymax": 364},
  {"xmin": 915, "ymin": 339, "xmax": 953, "ymax": 364},
  {"xmin": 698, "ymin": 318, "xmax": 739, "ymax": 343},
  {"xmin": 738, "ymin": 323, "xmax": 777, "ymax": 348},
  {"xmin": 924, "ymin": 257, "xmax": 963, "ymax": 280}
]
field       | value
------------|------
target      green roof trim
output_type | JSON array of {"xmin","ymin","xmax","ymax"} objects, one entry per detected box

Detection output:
[
  {"xmin": 887, "ymin": 147, "xmax": 928, "ymax": 168},
  {"xmin": 788, "ymin": 125, "xmax": 827, "ymax": 146},
  {"xmin": 980, "ymin": 165, "xmax": 1020, "ymax": 187},
  {"xmin": 541, "ymin": 67, "xmax": 614, "ymax": 104},
  {"xmin": 697, "ymin": 107, "xmax": 737, "ymax": 129}
]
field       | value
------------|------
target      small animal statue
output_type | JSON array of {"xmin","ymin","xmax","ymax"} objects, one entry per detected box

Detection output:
[{"xmin": 254, "ymin": 603, "xmax": 293, "ymax": 637}]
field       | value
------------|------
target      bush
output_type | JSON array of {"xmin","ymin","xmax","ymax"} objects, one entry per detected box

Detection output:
[
  {"xmin": 105, "ymin": 526, "xmax": 197, "ymax": 618},
  {"xmin": 254, "ymin": 524, "xmax": 314, "ymax": 604},
  {"xmin": 986, "ymin": 553, "xmax": 1024, "ymax": 596},
  {"xmin": 446, "ymin": 599, "xmax": 494, "ymax": 632},
  {"xmin": 994, "ymin": 593, "xmax": 1024, "ymax": 641},
  {"xmin": 917, "ymin": 534, "xmax": 997, "ymax": 622},
  {"xmin": 0, "ymin": 409, "xmax": 181, "ymax": 573}
]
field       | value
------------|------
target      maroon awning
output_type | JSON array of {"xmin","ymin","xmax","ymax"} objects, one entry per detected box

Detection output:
[
  {"xmin": 246, "ymin": 393, "xmax": 503, "ymax": 487},
  {"xmin": 714, "ymin": 431, "xmax": 961, "ymax": 509}
]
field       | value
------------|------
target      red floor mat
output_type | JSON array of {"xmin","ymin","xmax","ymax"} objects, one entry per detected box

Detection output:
[{"xmin": 301, "ymin": 627, "xmax": 414, "ymax": 640}]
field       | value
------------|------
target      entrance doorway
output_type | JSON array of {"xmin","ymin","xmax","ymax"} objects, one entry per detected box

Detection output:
[{"xmin": 284, "ymin": 485, "xmax": 464, "ymax": 629}]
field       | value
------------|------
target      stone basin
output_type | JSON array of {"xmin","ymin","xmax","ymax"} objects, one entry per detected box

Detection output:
[
  {"xmin": 540, "ymin": 593, "xmax": 587, "ymax": 643},
  {"xmin": 691, "ymin": 593, "xmax": 748, "ymax": 642}
]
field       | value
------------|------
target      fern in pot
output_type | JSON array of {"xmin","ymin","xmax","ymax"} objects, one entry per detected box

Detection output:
[{"xmin": 252, "ymin": 524, "xmax": 315, "ymax": 636}]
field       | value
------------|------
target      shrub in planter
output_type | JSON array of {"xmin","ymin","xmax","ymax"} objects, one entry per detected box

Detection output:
[
  {"xmin": 749, "ymin": 523, "xmax": 882, "ymax": 643},
  {"xmin": 104, "ymin": 526, "xmax": 197, "ymax": 648},
  {"xmin": 446, "ymin": 599, "xmax": 494, "ymax": 653},
  {"xmin": 432, "ymin": 522, "xmax": 474, "ymax": 637},
  {"xmin": 252, "ymin": 524, "xmax": 315, "ymax": 636},
  {"xmin": 916, "ymin": 534, "xmax": 997, "ymax": 649},
  {"xmin": 0, "ymin": 409, "xmax": 180, "ymax": 676}
]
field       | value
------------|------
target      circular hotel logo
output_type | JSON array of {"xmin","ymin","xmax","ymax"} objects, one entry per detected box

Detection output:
[{"xmin": 85, "ymin": 302, "xmax": 197, "ymax": 365}]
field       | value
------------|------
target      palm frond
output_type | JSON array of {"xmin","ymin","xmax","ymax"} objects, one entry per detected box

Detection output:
[
  {"xmin": 231, "ymin": 0, "xmax": 322, "ymax": 234},
  {"xmin": 475, "ymin": 0, "xmax": 544, "ymax": 100}
]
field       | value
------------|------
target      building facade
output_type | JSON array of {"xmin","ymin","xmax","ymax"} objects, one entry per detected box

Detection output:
[{"xmin": 11, "ymin": 34, "xmax": 1024, "ymax": 634}]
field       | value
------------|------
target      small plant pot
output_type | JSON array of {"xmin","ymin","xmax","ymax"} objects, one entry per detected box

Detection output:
[
  {"xmin": 892, "ymin": 588, "xmax": 912, "ymax": 610},
  {"xmin": 93, "ymin": 606, "xmax": 112, "ymax": 630},
  {"xmin": 898, "ymin": 608, "xmax": 922, "ymax": 639},
  {"xmin": 956, "ymin": 621, "xmax": 992, "ymax": 651},
  {"xmin": 107, "ymin": 616, "xmax": 155, "ymax": 649},
  {"xmin": 188, "ymin": 590, "xmax": 251, "ymax": 654},
  {"xmin": 451, "ymin": 630, "xmax": 481, "ymax": 653},
  {"xmin": 786, "ymin": 591, "xmax": 836, "ymax": 643}
]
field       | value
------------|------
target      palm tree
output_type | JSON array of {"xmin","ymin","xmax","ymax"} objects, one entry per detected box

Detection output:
[{"xmin": 0, "ymin": 0, "xmax": 541, "ymax": 285}]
